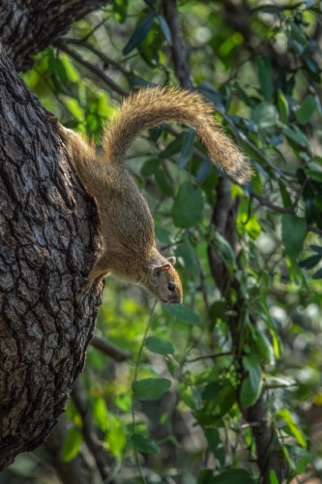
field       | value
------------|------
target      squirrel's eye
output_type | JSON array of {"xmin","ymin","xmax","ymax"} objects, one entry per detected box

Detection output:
[{"xmin": 168, "ymin": 283, "xmax": 176, "ymax": 292}]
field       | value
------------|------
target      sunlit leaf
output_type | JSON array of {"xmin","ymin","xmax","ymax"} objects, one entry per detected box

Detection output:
[
  {"xmin": 61, "ymin": 428, "xmax": 83, "ymax": 462},
  {"xmin": 269, "ymin": 470, "xmax": 279, "ymax": 484},
  {"xmin": 276, "ymin": 409, "xmax": 307, "ymax": 448},
  {"xmin": 277, "ymin": 90, "xmax": 289, "ymax": 124},
  {"xmin": 91, "ymin": 397, "xmax": 109, "ymax": 432}
]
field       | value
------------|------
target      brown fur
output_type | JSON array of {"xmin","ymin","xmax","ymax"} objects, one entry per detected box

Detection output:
[{"xmin": 57, "ymin": 86, "xmax": 252, "ymax": 304}]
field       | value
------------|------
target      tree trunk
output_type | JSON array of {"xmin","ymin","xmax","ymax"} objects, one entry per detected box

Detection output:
[
  {"xmin": 0, "ymin": 0, "xmax": 111, "ymax": 72},
  {"xmin": 0, "ymin": 45, "xmax": 102, "ymax": 469}
]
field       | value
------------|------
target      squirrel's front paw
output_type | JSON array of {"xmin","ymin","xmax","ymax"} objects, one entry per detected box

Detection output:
[{"xmin": 84, "ymin": 274, "xmax": 105, "ymax": 295}]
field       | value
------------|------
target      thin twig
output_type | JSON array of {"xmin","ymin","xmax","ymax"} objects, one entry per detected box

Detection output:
[
  {"xmin": 72, "ymin": 378, "xmax": 113, "ymax": 482},
  {"xmin": 63, "ymin": 38, "xmax": 131, "ymax": 77},
  {"xmin": 54, "ymin": 40, "xmax": 127, "ymax": 97},
  {"xmin": 186, "ymin": 351, "xmax": 233, "ymax": 363},
  {"xmin": 252, "ymin": 193, "xmax": 294, "ymax": 214},
  {"xmin": 162, "ymin": 0, "xmax": 193, "ymax": 90}
]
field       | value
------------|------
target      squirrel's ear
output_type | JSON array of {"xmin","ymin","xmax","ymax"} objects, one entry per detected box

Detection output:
[
  {"xmin": 167, "ymin": 256, "xmax": 176, "ymax": 266},
  {"xmin": 153, "ymin": 263, "xmax": 171, "ymax": 274}
]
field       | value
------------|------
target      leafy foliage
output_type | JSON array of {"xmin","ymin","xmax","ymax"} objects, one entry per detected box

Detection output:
[{"xmin": 10, "ymin": 0, "xmax": 322, "ymax": 482}]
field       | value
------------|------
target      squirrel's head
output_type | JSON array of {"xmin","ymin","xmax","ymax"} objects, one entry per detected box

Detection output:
[{"xmin": 145, "ymin": 256, "xmax": 183, "ymax": 304}]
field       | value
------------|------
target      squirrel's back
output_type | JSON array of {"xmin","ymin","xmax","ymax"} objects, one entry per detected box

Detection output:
[{"xmin": 102, "ymin": 86, "xmax": 252, "ymax": 185}]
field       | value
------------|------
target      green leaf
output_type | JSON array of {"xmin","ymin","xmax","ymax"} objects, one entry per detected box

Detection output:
[
  {"xmin": 240, "ymin": 355, "xmax": 262, "ymax": 409},
  {"xmin": 204, "ymin": 428, "xmax": 225, "ymax": 466},
  {"xmin": 288, "ymin": 20, "xmax": 308, "ymax": 55},
  {"xmin": 276, "ymin": 409, "xmax": 307, "ymax": 448},
  {"xmin": 128, "ymin": 432, "xmax": 159, "ymax": 454},
  {"xmin": 198, "ymin": 470, "xmax": 215, "ymax": 484},
  {"xmin": 132, "ymin": 378, "xmax": 171, "ymax": 400},
  {"xmin": 305, "ymin": 169, "xmax": 322, "ymax": 183},
  {"xmin": 162, "ymin": 303, "xmax": 201, "ymax": 324},
  {"xmin": 295, "ymin": 450, "xmax": 313, "ymax": 474},
  {"xmin": 214, "ymin": 231, "xmax": 236, "ymax": 265},
  {"xmin": 91, "ymin": 397, "xmax": 109, "ymax": 432},
  {"xmin": 155, "ymin": 225, "xmax": 173, "ymax": 244},
  {"xmin": 310, "ymin": 245, "xmax": 322, "ymax": 254},
  {"xmin": 313, "ymin": 268, "xmax": 322, "ymax": 279},
  {"xmin": 179, "ymin": 129, "xmax": 195, "ymax": 168},
  {"xmin": 277, "ymin": 90, "xmax": 289, "ymax": 124},
  {"xmin": 61, "ymin": 54, "xmax": 80, "ymax": 83},
  {"xmin": 113, "ymin": 0, "xmax": 128, "ymax": 22},
  {"xmin": 65, "ymin": 98, "xmax": 84, "ymax": 122},
  {"xmin": 269, "ymin": 470, "xmax": 279, "ymax": 484},
  {"xmin": 211, "ymin": 469, "xmax": 255, "ymax": 483},
  {"xmin": 283, "ymin": 126, "xmax": 311, "ymax": 149},
  {"xmin": 123, "ymin": 14, "xmax": 155, "ymax": 55},
  {"xmin": 252, "ymin": 102, "xmax": 279, "ymax": 129},
  {"xmin": 252, "ymin": 328, "xmax": 274, "ymax": 364},
  {"xmin": 201, "ymin": 381, "xmax": 236, "ymax": 418},
  {"xmin": 157, "ymin": 15, "xmax": 172, "ymax": 45},
  {"xmin": 175, "ymin": 234, "xmax": 200, "ymax": 276},
  {"xmin": 257, "ymin": 57, "xmax": 273, "ymax": 101},
  {"xmin": 282, "ymin": 215, "xmax": 307, "ymax": 258},
  {"xmin": 144, "ymin": 336, "xmax": 175, "ymax": 355},
  {"xmin": 296, "ymin": 95, "xmax": 316, "ymax": 124},
  {"xmin": 299, "ymin": 254, "xmax": 321, "ymax": 269},
  {"xmin": 172, "ymin": 181, "xmax": 204, "ymax": 228},
  {"xmin": 141, "ymin": 158, "xmax": 159, "ymax": 176},
  {"xmin": 154, "ymin": 167, "xmax": 174, "ymax": 196},
  {"xmin": 61, "ymin": 427, "xmax": 83, "ymax": 462},
  {"xmin": 279, "ymin": 181, "xmax": 292, "ymax": 208},
  {"xmin": 105, "ymin": 418, "xmax": 126, "ymax": 459},
  {"xmin": 160, "ymin": 133, "xmax": 185, "ymax": 158}
]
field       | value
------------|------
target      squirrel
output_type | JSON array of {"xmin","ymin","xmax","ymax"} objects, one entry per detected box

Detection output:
[{"xmin": 57, "ymin": 86, "xmax": 252, "ymax": 304}]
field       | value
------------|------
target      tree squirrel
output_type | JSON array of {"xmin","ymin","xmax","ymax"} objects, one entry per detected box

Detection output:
[{"xmin": 57, "ymin": 86, "xmax": 251, "ymax": 304}]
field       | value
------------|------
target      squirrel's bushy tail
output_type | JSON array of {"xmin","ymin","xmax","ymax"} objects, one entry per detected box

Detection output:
[{"xmin": 102, "ymin": 86, "xmax": 252, "ymax": 185}]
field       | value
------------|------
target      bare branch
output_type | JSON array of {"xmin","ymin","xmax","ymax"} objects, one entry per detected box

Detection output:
[
  {"xmin": 91, "ymin": 335, "xmax": 131, "ymax": 361},
  {"xmin": 54, "ymin": 40, "xmax": 127, "ymax": 97},
  {"xmin": 162, "ymin": 0, "xmax": 193, "ymax": 90},
  {"xmin": 43, "ymin": 416, "xmax": 94, "ymax": 484},
  {"xmin": 71, "ymin": 378, "xmax": 114, "ymax": 482}
]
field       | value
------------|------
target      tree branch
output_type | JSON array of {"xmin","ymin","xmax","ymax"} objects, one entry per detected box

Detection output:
[
  {"xmin": 71, "ymin": 378, "xmax": 113, "ymax": 482},
  {"xmin": 0, "ymin": 0, "xmax": 112, "ymax": 71},
  {"xmin": 91, "ymin": 335, "xmax": 131, "ymax": 362},
  {"xmin": 54, "ymin": 40, "xmax": 127, "ymax": 97},
  {"xmin": 43, "ymin": 416, "xmax": 93, "ymax": 484},
  {"xmin": 162, "ymin": 0, "xmax": 193, "ymax": 90}
]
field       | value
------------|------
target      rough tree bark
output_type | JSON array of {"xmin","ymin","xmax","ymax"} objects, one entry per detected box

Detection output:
[
  {"xmin": 0, "ymin": 0, "xmax": 111, "ymax": 72},
  {"xmin": 0, "ymin": 44, "xmax": 102, "ymax": 469},
  {"xmin": 0, "ymin": 0, "xmax": 111, "ymax": 470}
]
